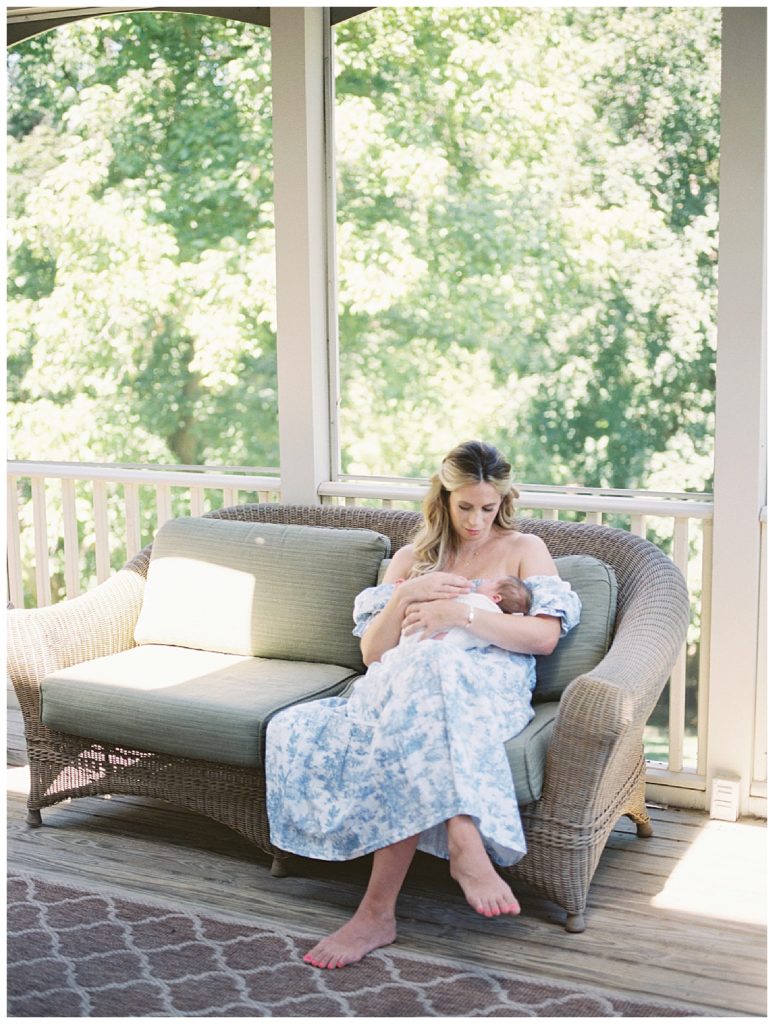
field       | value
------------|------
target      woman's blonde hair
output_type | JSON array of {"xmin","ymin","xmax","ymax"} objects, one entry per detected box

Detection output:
[{"xmin": 409, "ymin": 440, "xmax": 520, "ymax": 576}]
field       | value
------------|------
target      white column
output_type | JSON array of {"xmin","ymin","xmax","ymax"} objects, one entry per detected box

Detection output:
[
  {"xmin": 704, "ymin": 7, "xmax": 767, "ymax": 815},
  {"xmin": 271, "ymin": 8, "xmax": 331, "ymax": 503}
]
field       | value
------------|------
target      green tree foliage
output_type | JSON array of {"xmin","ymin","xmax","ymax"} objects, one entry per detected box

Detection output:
[
  {"xmin": 8, "ymin": 7, "xmax": 719, "ymax": 491},
  {"xmin": 8, "ymin": 13, "xmax": 278, "ymax": 468},
  {"xmin": 334, "ymin": 7, "xmax": 719, "ymax": 487}
]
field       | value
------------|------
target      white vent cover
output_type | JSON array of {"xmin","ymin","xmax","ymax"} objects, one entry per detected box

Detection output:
[{"xmin": 710, "ymin": 777, "xmax": 741, "ymax": 821}]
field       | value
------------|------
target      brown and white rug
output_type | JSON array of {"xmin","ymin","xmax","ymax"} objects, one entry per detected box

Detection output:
[{"xmin": 8, "ymin": 871, "xmax": 700, "ymax": 1017}]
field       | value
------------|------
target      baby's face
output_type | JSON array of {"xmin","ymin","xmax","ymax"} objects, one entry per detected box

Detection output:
[{"xmin": 475, "ymin": 579, "xmax": 502, "ymax": 601}]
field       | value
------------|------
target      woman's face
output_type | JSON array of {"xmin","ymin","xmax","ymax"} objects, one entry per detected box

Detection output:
[{"xmin": 448, "ymin": 482, "xmax": 502, "ymax": 543}]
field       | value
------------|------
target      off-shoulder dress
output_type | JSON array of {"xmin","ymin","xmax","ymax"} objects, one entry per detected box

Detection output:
[{"xmin": 265, "ymin": 576, "xmax": 580, "ymax": 867}]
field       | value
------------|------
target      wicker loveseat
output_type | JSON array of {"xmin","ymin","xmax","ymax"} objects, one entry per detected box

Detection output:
[{"xmin": 7, "ymin": 502, "xmax": 689, "ymax": 933}]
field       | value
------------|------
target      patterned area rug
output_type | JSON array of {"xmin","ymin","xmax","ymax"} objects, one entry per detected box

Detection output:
[{"xmin": 8, "ymin": 871, "xmax": 699, "ymax": 1017}]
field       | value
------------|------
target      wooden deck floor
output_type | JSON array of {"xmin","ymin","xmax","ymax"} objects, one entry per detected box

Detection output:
[{"xmin": 7, "ymin": 706, "xmax": 767, "ymax": 1017}]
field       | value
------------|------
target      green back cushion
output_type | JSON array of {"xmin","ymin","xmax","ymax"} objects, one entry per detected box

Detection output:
[
  {"xmin": 534, "ymin": 554, "xmax": 617, "ymax": 703},
  {"xmin": 134, "ymin": 517, "xmax": 390, "ymax": 670}
]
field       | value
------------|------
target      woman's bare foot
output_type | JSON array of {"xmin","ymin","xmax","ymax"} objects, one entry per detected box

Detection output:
[
  {"xmin": 448, "ymin": 816, "xmax": 521, "ymax": 918},
  {"xmin": 303, "ymin": 906, "xmax": 397, "ymax": 969}
]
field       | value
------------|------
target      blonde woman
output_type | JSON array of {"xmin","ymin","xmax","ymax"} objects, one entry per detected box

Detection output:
[{"xmin": 266, "ymin": 440, "xmax": 581, "ymax": 968}]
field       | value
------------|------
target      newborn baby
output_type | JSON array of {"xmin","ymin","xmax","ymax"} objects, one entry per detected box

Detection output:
[{"xmin": 400, "ymin": 575, "xmax": 532, "ymax": 649}]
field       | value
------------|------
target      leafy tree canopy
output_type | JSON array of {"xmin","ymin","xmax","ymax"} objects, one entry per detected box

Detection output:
[
  {"xmin": 8, "ymin": 13, "xmax": 277, "ymax": 468},
  {"xmin": 333, "ymin": 6, "xmax": 719, "ymax": 488},
  {"xmin": 7, "ymin": 7, "xmax": 720, "ymax": 490}
]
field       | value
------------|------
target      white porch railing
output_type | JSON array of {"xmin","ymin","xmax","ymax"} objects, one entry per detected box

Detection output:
[
  {"xmin": 6, "ymin": 461, "xmax": 281, "ymax": 608},
  {"xmin": 7, "ymin": 461, "xmax": 718, "ymax": 806}
]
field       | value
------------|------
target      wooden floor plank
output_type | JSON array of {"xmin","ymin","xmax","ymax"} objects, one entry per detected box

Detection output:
[{"xmin": 6, "ymin": 709, "xmax": 766, "ymax": 1018}]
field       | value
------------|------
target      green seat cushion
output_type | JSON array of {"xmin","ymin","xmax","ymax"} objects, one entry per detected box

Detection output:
[
  {"xmin": 41, "ymin": 645, "xmax": 356, "ymax": 768},
  {"xmin": 505, "ymin": 702, "xmax": 559, "ymax": 804},
  {"xmin": 534, "ymin": 554, "xmax": 617, "ymax": 703},
  {"xmin": 134, "ymin": 517, "xmax": 390, "ymax": 670}
]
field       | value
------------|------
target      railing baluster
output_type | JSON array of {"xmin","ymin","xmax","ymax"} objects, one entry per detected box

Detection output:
[
  {"xmin": 6, "ymin": 475, "xmax": 24, "ymax": 608},
  {"xmin": 31, "ymin": 477, "xmax": 52, "ymax": 606},
  {"xmin": 752, "ymin": 516, "xmax": 767, "ymax": 787},
  {"xmin": 668, "ymin": 651, "xmax": 688, "ymax": 772},
  {"xmin": 156, "ymin": 484, "xmax": 172, "ymax": 529},
  {"xmin": 223, "ymin": 487, "xmax": 239, "ymax": 509},
  {"xmin": 585, "ymin": 511, "xmax": 603, "ymax": 525},
  {"xmin": 61, "ymin": 478, "xmax": 80, "ymax": 599},
  {"xmin": 696, "ymin": 518, "xmax": 713, "ymax": 777},
  {"xmin": 667, "ymin": 517, "xmax": 690, "ymax": 771},
  {"xmin": 630, "ymin": 513, "xmax": 646, "ymax": 537},
  {"xmin": 190, "ymin": 486, "xmax": 205, "ymax": 518},
  {"xmin": 124, "ymin": 482, "xmax": 142, "ymax": 559},
  {"xmin": 93, "ymin": 480, "xmax": 111, "ymax": 584},
  {"xmin": 543, "ymin": 508, "xmax": 559, "ymax": 520},
  {"xmin": 672, "ymin": 517, "xmax": 690, "ymax": 575}
]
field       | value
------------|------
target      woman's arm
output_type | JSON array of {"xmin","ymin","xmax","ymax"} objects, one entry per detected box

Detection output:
[
  {"xmin": 401, "ymin": 599, "xmax": 561, "ymax": 655},
  {"xmin": 359, "ymin": 547, "xmax": 415, "ymax": 666},
  {"xmin": 359, "ymin": 546, "xmax": 473, "ymax": 666},
  {"xmin": 400, "ymin": 533, "xmax": 564, "ymax": 656}
]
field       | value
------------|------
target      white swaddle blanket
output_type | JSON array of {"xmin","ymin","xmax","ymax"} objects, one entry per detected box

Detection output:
[{"xmin": 399, "ymin": 591, "xmax": 502, "ymax": 649}]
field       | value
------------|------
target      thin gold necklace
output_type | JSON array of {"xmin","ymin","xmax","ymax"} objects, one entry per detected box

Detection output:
[{"xmin": 459, "ymin": 538, "xmax": 489, "ymax": 565}]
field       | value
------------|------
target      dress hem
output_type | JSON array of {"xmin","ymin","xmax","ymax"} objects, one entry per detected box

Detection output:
[{"xmin": 269, "ymin": 806, "xmax": 526, "ymax": 868}]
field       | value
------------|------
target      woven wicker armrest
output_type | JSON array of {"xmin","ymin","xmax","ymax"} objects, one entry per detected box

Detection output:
[
  {"xmin": 7, "ymin": 567, "xmax": 146, "ymax": 721},
  {"xmin": 541, "ymin": 671, "xmax": 635, "ymax": 809},
  {"xmin": 558, "ymin": 670, "xmax": 636, "ymax": 743},
  {"xmin": 540, "ymin": 562, "xmax": 689, "ymax": 819}
]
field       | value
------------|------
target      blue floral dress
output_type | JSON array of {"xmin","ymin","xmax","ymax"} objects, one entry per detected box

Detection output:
[{"xmin": 265, "ymin": 576, "xmax": 580, "ymax": 868}]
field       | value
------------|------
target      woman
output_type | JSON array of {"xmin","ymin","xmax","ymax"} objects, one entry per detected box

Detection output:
[{"xmin": 265, "ymin": 440, "xmax": 580, "ymax": 969}]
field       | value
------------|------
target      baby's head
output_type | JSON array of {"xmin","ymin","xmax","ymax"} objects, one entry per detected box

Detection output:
[{"xmin": 476, "ymin": 576, "xmax": 532, "ymax": 615}]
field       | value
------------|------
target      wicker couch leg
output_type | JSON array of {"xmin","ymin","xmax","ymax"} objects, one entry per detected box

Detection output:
[
  {"xmin": 271, "ymin": 853, "xmax": 291, "ymax": 878},
  {"xmin": 626, "ymin": 809, "xmax": 654, "ymax": 838},
  {"xmin": 26, "ymin": 808, "xmax": 43, "ymax": 828},
  {"xmin": 564, "ymin": 911, "xmax": 586, "ymax": 934}
]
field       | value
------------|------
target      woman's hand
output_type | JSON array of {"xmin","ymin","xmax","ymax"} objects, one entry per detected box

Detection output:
[
  {"xmin": 394, "ymin": 572, "xmax": 473, "ymax": 605},
  {"xmin": 401, "ymin": 599, "xmax": 469, "ymax": 641},
  {"xmin": 361, "ymin": 556, "xmax": 472, "ymax": 666}
]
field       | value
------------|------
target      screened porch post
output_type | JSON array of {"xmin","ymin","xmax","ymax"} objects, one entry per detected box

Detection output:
[
  {"xmin": 705, "ymin": 6, "xmax": 767, "ymax": 815},
  {"xmin": 271, "ymin": 7, "xmax": 332, "ymax": 503}
]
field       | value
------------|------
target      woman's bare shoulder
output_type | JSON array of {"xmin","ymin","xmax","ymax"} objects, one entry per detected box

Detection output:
[
  {"xmin": 501, "ymin": 530, "xmax": 556, "ymax": 576},
  {"xmin": 386, "ymin": 543, "xmax": 418, "ymax": 576}
]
